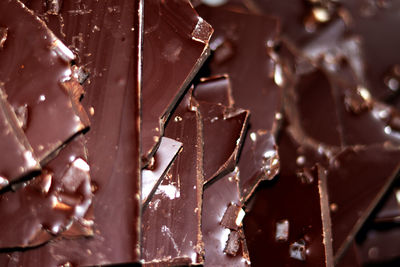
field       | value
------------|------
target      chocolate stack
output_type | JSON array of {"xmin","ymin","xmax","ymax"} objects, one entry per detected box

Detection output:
[{"xmin": 0, "ymin": 0, "xmax": 400, "ymax": 266}]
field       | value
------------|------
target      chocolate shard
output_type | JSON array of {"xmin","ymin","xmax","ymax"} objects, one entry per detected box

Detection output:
[
  {"xmin": 326, "ymin": 145, "xmax": 400, "ymax": 263},
  {"xmin": 193, "ymin": 76, "xmax": 249, "ymax": 184},
  {"xmin": 142, "ymin": 92, "xmax": 204, "ymax": 266},
  {"xmin": 142, "ymin": 137, "xmax": 182, "ymax": 206},
  {"xmin": 0, "ymin": 135, "xmax": 93, "ymax": 249},
  {"xmin": 0, "ymin": 87, "xmax": 40, "ymax": 188},
  {"xmin": 141, "ymin": 0, "xmax": 213, "ymax": 165},
  {"xmin": 197, "ymin": 5, "xmax": 282, "ymax": 201},
  {"xmin": 194, "ymin": 75, "xmax": 235, "ymax": 107},
  {"xmin": 0, "ymin": 0, "xmax": 89, "ymax": 163},
  {"xmin": 0, "ymin": 0, "xmax": 142, "ymax": 265},
  {"xmin": 243, "ymin": 127, "xmax": 333, "ymax": 267},
  {"xmin": 202, "ymin": 170, "xmax": 250, "ymax": 266},
  {"xmin": 339, "ymin": 0, "xmax": 400, "ymax": 101}
]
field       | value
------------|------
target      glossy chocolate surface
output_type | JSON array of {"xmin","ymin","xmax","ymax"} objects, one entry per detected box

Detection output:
[
  {"xmin": 326, "ymin": 145, "xmax": 400, "ymax": 262},
  {"xmin": 0, "ymin": 0, "xmax": 89, "ymax": 162},
  {"xmin": 141, "ymin": 0, "xmax": 212, "ymax": 164},
  {"xmin": 142, "ymin": 137, "xmax": 182, "ymax": 206},
  {"xmin": 197, "ymin": 5, "xmax": 282, "ymax": 201},
  {"xmin": 0, "ymin": 0, "xmax": 142, "ymax": 265},
  {"xmin": 142, "ymin": 93, "xmax": 204, "ymax": 266},
  {"xmin": 243, "ymin": 127, "xmax": 332, "ymax": 267},
  {"xmin": 0, "ymin": 135, "xmax": 92, "ymax": 249},
  {"xmin": 0, "ymin": 87, "xmax": 40, "ymax": 187},
  {"xmin": 194, "ymin": 76, "xmax": 249, "ymax": 184},
  {"xmin": 202, "ymin": 170, "xmax": 250, "ymax": 266}
]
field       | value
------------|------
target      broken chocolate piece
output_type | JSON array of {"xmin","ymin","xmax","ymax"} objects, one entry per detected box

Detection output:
[
  {"xmin": 0, "ymin": 0, "xmax": 89, "ymax": 163},
  {"xmin": 0, "ymin": 135, "xmax": 93, "ymax": 249},
  {"xmin": 339, "ymin": 0, "xmax": 400, "ymax": 101},
  {"xmin": 197, "ymin": 5, "xmax": 282, "ymax": 201},
  {"xmin": 0, "ymin": 0, "xmax": 142, "ymax": 265},
  {"xmin": 0, "ymin": 87, "xmax": 40, "ymax": 188},
  {"xmin": 141, "ymin": 0, "xmax": 213, "ymax": 164},
  {"xmin": 193, "ymin": 76, "xmax": 249, "ymax": 183},
  {"xmin": 326, "ymin": 145, "xmax": 400, "ymax": 263},
  {"xmin": 243, "ymin": 127, "xmax": 333, "ymax": 267},
  {"xmin": 202, "ymin": 170, "xmax": 250, "ymax": 266},
  {"xmin": 142, "ymin": 92, "xmax": 204, "ymax": 266},
  {"xmin": 142, "ymin": 137, "xmax": 182, "ymax": 206}
]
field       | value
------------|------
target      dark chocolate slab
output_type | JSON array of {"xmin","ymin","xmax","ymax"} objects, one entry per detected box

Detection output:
[
  {"xmin": 202, "ymin": 170, "xmax": 250, "ymax": 266},
  {"xmin": 141, "ymin": 0, "xmax": 213, "ymax": 164},
  {"xmin": 142, "ymin": 137, "xmax": 182, "ymax": 207},
  {"xmin": 0, "ymin": 0, "xmax": 89, "ymax": 162},
  {"xmin": 0, "ymin": 87, "xmax": 40, "ymax": 187},
  {"xmin": 142, "ymin": 92, "xmax": 204, "ymax": 266},
  {"xmin": 326, "ymin": 145, "xmax": 400, "ymax": 263},
  {"xmin": 243, "ymin": 127, "xmax": 333, "ymax": 267},
  {"xmin": 0, "ymin": 0, "xmax": 142, "ymax": 265},
  {"xmin": 0, "ymin": 135, "xmax": 92, "ymax": 249},
  {"xmin": 197, "ymin": 5, "xmax": 282, "ymax": 201},
  {"xmin": 193, "ymin": 76, "xmax": 249, "ymax": 184}
]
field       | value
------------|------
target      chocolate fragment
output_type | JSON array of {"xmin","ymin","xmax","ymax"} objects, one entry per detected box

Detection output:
[
  {"xmin": 193, "ymin": 76, "xmax": 249, "ymax": 183},
  {"xmin": 0, "ymin": 87, "xmax": 40, "ymax": 188},
  {"xmin": 202, "ymin": 170, "xmax": 250, "ymax": 266},
  {"xmin": 197, "ymin": 5, "xmax": 282, "ymax": 201},
  {"xmin": 0, "ymin": 135, "xmax": 93, "ymax": 249},
  {"xmin": 326, "ymin": 145, "xmax": 400, "ymax": 263},
  {"xmin": 0, "ymin": 0, "xmax": 89, "ymax": 162},
  {"xmin": 142, "ymin": 92, "xmax": 204, "ymax": 266},
  {"xmin": 243, "ymin": 127, "xmax": 333, "ymax": 267},
  {"xmin": 141, "ymin": 0, "xmax": 213, "ymax": 164},
  {"xmin": 142, "ymin": 137, "xmax": 182, "ymax": 206},
  {"xmin": 374, "ymin": 179, "xmax": 400, "ymax": 223},
  {"xmin": 0, "ymin": 0, "xmax": 142, "ymax": 265},
  {"xmin": 339, "ymin": 0, "xmax": 400, "ymax": 101}
]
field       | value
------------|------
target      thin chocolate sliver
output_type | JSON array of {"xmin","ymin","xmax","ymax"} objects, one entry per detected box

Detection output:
[
  {"xmin": 197, "ymin": 5, "xmax": 282, "ymax": 201},
  {"xmin": 0, "ymin": 0, "xmax": 89, "ymax": 162},
  {"xmin": 142, "ymin": 92, "xmax": 204, "ymax": 266},
  {"xmin": 193, "ymin": 76, "xmax": 249, "ymax": 184},
  {"xmin": 141, "ymin": 0, "xmax": 213, "ymax": 164},
  {"xmin": 0, "ymin": 0, "xmax": 142, "ymax": 265},
  {"xmin": 0, "ymin": 135, "xmax": 93, "ymax": 249},
  {"xmin": 141, "ymin": 137, "xmax": 182, "ymax": 206}
]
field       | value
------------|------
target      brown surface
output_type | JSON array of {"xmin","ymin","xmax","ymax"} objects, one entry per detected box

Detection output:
[{"xmin": 0, "ymin": 0, "xmax": 142, "ymax": 265}]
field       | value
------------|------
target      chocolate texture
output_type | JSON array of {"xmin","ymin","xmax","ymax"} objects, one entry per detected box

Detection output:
[
  {"xmin": 0, "ymin": 86, "xmax": 40, "ymax": 187},
  {"xmin": 142, "ymin": 137, "xmax": 182, "ymax": 207},
  {"xmin": 197, "ymin": 5, "xmax": 282, "ymax": 201},
  {"xmin": 0, "ymin": 135, "xmax": 93, "ymax": 249},
  {"xmin": 202, "ymin": 170, "xmax": 250, "ymax": 266},
  {"xmin": 194, "ymin": 75, "xmax": 249, "ymax": 184},
  {"xmin": 0, "ymin": 0, "xmax": 142, "ymax": 265},
  {"xmin": 141, "ymin": 0, "xmax": 213, "ymax": 164},
  {"xmin": 243, "ymin": 126, "xmax": 333, "ymax": 267},
  {"xmin": 0, "ymin": 0, "xmax": 89, "ymax": 163},
  {"xmin": 142, "ymin": 92, "xmax": 204, "ymax": 266}
]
